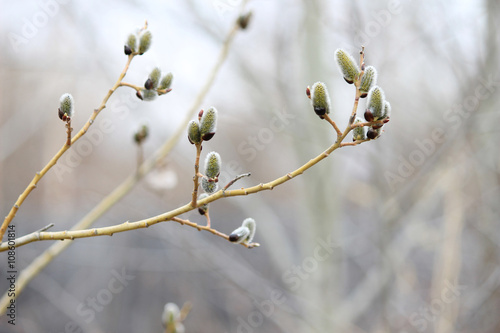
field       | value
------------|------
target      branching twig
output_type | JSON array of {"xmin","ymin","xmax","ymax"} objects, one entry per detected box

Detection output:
[
  {"xmin": 0, "ymin": 111, "xmax": 371, "ymax": 250},
  {"xmin": 0, "ymin": 10, "xmax": 248, "ymax": 314},
  {"xmin": 323, "ymin": 114, "xmax": 343, "ymax": 137}
]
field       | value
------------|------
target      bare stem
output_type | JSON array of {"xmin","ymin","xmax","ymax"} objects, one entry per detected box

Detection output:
[
  {"xmin": 119, "ymin": 81, "xmax": 142, "ymax": 92},
  {"xmin": 204, "ymin": 212, "xmax": 211, "ymax": 228},
  {"xmin": 323, "ymin": 114, "xmax": 342, "ymax": 137},
  {"xmin": 65, "ymin": 118, "xmax": 72, "ymax": 146},
  {"xmin": 170, "ymin": 217, "xmax": 259, "ymax": 248},
  {"xmin": 348, "ymin": 47, "xmax": 365, "ymax": 125},
  {"xmin": 191, "ymin": 144, "xmax": 202, "ymax": 207},
  {"xmin": 223, "ymin": 173, "xmax": 251, "ymax": 192}
]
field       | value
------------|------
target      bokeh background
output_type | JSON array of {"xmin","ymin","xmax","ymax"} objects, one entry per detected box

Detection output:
[{"xmin": 1, "ymin": 0, "xmax": 500, "ymax": 332}]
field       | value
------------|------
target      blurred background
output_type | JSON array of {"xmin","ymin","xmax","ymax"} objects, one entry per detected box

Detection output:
[{"xmin": 1, "ymin": 0, "xmax": 499, "ymax": 332}]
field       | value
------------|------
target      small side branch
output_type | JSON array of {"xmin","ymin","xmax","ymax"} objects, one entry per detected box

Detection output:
[
  {"xmin": 323, "ymin": 114, "xmax": 342, "ymax": 137},
  {"xmin": 223, "ymin": 173, "xmax": 251, "ymax": 192}
]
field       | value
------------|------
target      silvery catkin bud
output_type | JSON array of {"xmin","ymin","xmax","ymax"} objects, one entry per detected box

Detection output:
[
  {"xmin": 147, "ymin": 67, "xmax": 161, "ymax": 89},
  {"xmin": 201, "ymin": 178, "xmax": 218, "ymax": 193},
  {"xmin": 366, "ymin": 86, "xmax": 386, "ymax": 121},
  {"xmin": 359, "ymin": 66, "xmax": 377, "ymax": 98},
  {"xmin": 229, "ymin": 226, "xmax": 250, "ymax": 243},
  {"xmin": 310, "ymin": 81, "xmax": 331, "ymax": 118},
  {"xmin": 204, "ymin": 152, "xmax": 221, "ymax": 179},
  {"xmin": 382, "ymin": 101, "xmax": 391, "ymax": 120},
  {"xmin": 58, "ymin": 93, "xmax": 74, "ymax": 120},
  {"xmin": 229, "ymin": 218, "xmax": 256, "ymax": 244},
  {"xmin": 334, "ymin": 49, "xmax": 360, "ymax": 84},
  {"xmin": 161, "ymin": 303, "xmax": 180, "ymax": 328},
  {"xmin": 352, "ymin": 118, "xmax": 366, "ymax": 141},
  {"xmin": 197, "ymin": 193, "xmax": 209, "ymax": 215},
  {"xmin": 201, "ymin": 152, "xmax": 221, "ymax": 193},
  {"xmin": 138, "ymin": 30, "xmax": 152, "ymax": 55},
  {"xmin": 159, "ymin": 72, "xmax": 173, "ymax": 90},
  {"xmin": 140, "ymin": 89, "xmax": 157, "ymax": 101},
  {"xmin": 199, "ymin": 107, "xmax": 218, "ymax": 141},
  {"xmin": 187, "ymin": 120, "xmax": 201, "ymax": 145},
  {"xmin": 124, "ymin": 33, "xmax": 137, "ymax": 55}
]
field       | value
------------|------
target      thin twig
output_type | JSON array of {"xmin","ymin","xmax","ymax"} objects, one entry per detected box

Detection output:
[
  {"xmin": 170, "ymin": 217, "xmax": 259, "ymax": 248},
  {"xmin": 191, "ymin": 144, "xmax": 202, "ymax": 207},
  {"xmin": 119, "ymin": 81, "xmax": 142, "ymax": 93},
  {"xmin": 322, "ymin": 114, "xmax": 342, "ymax": 137},
  {"xmin": 223, "ymin": 173, "xmax": 251, "ymax": 192},
  {"xmin": 65, "ymin": 119, "xmax": 72, "ymax": 146},
  {"xmin": 348, "ymin": 46, "xmax": 365, "ymax": 125}
]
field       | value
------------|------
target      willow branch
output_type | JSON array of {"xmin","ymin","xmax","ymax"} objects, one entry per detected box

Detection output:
[
  {"xmin": 1, "ymin": 114, "xmax": 371, "ymax": 250},
  {"xmin": 0, "ymin": 12, "xmax": 247, "ymax": 315},
  {"xmin": 0, "ymin": 53, "xmax": 135, "ymax": 241}
]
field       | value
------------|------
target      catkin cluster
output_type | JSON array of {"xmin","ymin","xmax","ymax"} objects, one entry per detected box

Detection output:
[{"xmin": 307, "ymin": 48, "xmax": 391, "ymax": 140}]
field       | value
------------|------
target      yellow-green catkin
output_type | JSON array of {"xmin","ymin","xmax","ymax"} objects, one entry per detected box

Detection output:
[
  {"xmin": 59, "ymin": 93, "xmax": 74, "ymax": 118},
  {"xmin": 367, "ymin": 86, "xmax": 385, "ymax": 120},
  {"xmin": 334, "ymin": 49, "xmax": 360, "ymax": 84},
  {"xmin": 140, "ymin": 89, "xmax": 157, "ymax": 101},
  {"xmin": 187, "ymin": 120, "xmax": 201, "ymax": 145},
  {"xmin": 138, "ymin": 30, "xmax": 152, "ymax": 54},
  {"xmin": 311, "ymin": 81, "xmax": 331, "ymax": 118},
  {"xmin": 353, "ymin": 118, "xmax": 366, "ymax": 141},
  {"xmin": 148, "ymin": 67, "xmax": 161, "ymax": 89},
  {"xmin": 124, "ymin": 34, "xmax": 137, "ymax": 54},
  {"xmin": 204, "ymin": 152, "xmax": 221, "ymax": 178},
  {"xmin": 202, "ymin": 151, "xmax": 221, "ymax": 194},
  {"xmin": 382, "ymin": 101, "xmax": 391, "ymax": 119},
  {"xmin": 199, "ymin": 107, "xmax": 218, "ymax": 141},
  {"xmin": 359, "ymin": 66, "xmax": 377, "ymax": 98},
  {"xmin": 159, "ymin": 72, "xmax": 173, "ymax": 90}
]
